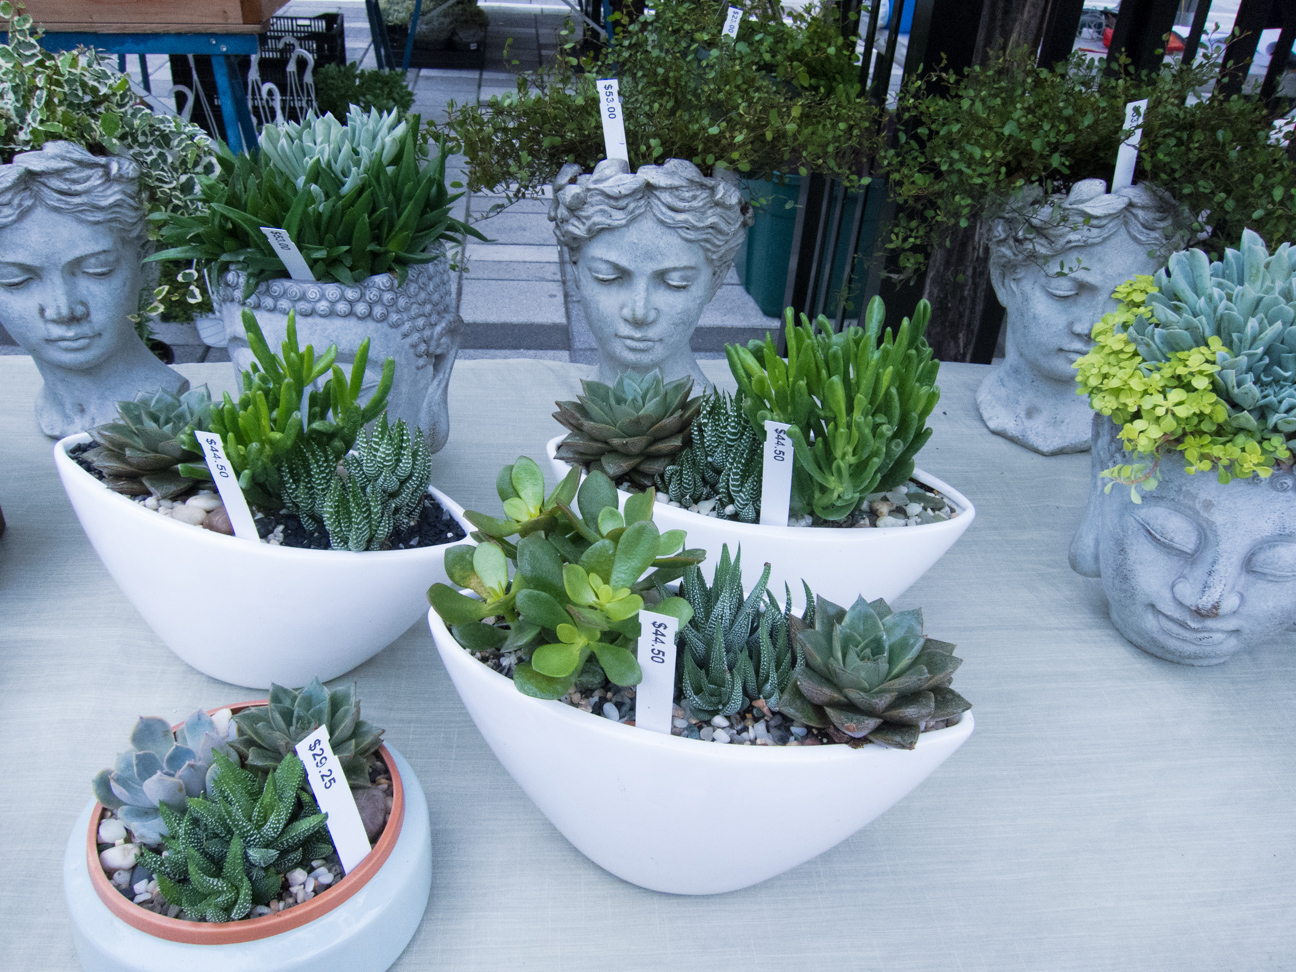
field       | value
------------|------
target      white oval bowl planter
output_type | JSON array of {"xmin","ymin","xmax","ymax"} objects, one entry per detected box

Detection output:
[
  {"xmin": 429, "ymin": 606, "xmax": 974, "ymax": 895},
  {"xmin": 64, "ymin": 745, "xmax": 431, "ymax": 972},
  {"xmin": 546, "ymin": 436, "xmax": 976, "ymax": 607},
  {"xmin": 55, "ymin": 433, "xmax": 471, "ymax": 688}
]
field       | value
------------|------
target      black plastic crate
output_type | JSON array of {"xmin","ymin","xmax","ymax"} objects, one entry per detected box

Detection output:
[{"xmin": 169, "ymin": 13, "xmax": 347, "ymax": 139}]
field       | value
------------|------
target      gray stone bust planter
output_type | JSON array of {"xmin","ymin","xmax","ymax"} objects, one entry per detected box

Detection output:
[
  {"xmin": 978, "ymin": 179, "xmax": 1187, "ymax": 455},
  {"xmin": 218, "ymin": 247, "xmax": 461, "ymax": 452},
  {"xmin": 1070, "ymin": 416, "xmax": 1296, "ymax": 666}
]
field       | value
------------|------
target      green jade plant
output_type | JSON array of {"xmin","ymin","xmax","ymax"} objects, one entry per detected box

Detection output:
[
  {"xmin": 429, "ymin": 458, "xmax": 703, "ymax": 699},
  {"xmin": 727, "ymin": 296, "xmax": 941, "ymax": 521}
]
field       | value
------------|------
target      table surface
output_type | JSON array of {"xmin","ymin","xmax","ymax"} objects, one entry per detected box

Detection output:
[{"xmin": 2, "ymin": 354, "xmax": 1293, "ymax": 972}]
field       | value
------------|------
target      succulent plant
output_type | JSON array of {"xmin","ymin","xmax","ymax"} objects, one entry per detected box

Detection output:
[
  {"xmin": 553, "ymin": 371, "xmax": 703, "ymax": 488},
  {"xmin": 280, "ymin": 439, "xmax": 338, "ymax": 531},
  {"xmin": 84, "ymin": 386, "xmax": 214, "ymax": 500},
  {"xmin": 727, "ymin": 297, "xmax": 940, "ymax": 520},
  {"xmin": 777, "ymin": 595, "xmax": 971, "ymax": 749},
  {"xmin": 323, "ymin": 415, "xmax": 433, "ymax": 551},
  {"xmin": 92, "ymin": 710, "xmax": 236, "ymax": 844},
  {"xmin": 1133, "ymin": 229, "xmax": 1296, "ymax": 440},
  {"xmin": 138, "ymin": 753, "xmax": 332, "ymax": 922},
  {"xmin": 657, "ymin": 391, "xmax": 762, "ymax": 522},
  {"xmin": 231, "ymin": 679, "xmax": 383, "ymax": 788},
  {"xmin": 259, "ymin": 106, "xmax": 410, "ymax": 197}
]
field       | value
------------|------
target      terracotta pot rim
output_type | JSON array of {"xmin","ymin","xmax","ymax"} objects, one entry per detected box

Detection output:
[
  {"xmin": 85, "ymin": 700, "xmax": 405, "ymax": 946},
  {"xmin": 55, "ymin": 434, "xmax": 470, "ymax": 562}
]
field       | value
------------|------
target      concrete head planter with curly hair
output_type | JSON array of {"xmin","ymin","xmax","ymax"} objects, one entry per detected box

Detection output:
[
  {"xmin": 978, "ymin": 178, "xmax": 1187, "ymax": 455},
  {"xmin": 550, "ymin": 157, "xmax": 752, "ymax": 387},
  {"xmin": 0, "ymin": 141, "xmax": 185, "ymax": 437}
]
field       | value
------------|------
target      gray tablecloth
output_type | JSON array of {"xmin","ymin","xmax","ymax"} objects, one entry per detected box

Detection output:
[{"xmin": 2, "ymin": 354, "xmax": 1293, "ymax": 971}]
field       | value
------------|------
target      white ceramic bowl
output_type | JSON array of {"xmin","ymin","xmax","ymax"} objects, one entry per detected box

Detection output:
[
  {"xmin": 64, "ymin": 746, "xmax": 431, "ymax": 972},
  {"xmin": 55, "ymin": 433, "xmax": 471, "ymax": 688},
  {"xmin": 546, "ymin": 436, "xmax": 975, "ymax": 608},
  {"xmin": 429, "ymin": 606, "xmax": 973, "ymax": 895}
]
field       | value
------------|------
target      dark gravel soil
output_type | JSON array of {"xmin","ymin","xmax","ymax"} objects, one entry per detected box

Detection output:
[{"xmin": 257, "ymin": 493, "xmax": 466, "ymax": 551}]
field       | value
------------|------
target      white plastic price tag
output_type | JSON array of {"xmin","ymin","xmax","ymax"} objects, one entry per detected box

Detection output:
[
  {"xmin": 1111, "ymin": 98, "xmax": 1148, "ymax": 191},
  {"xmin": 722, "ymin": 6, "xmax": 742, "ymax": 38},
  {"xmin": 259, "ymin": 227, "xmax": 316, "ymax": 282},
  {"xmin": 634, "ymin": 609, "xmax": 679, "ymax": 734},
  {"xmin": 193, "ymin": 430, "xmax": 259, "ymax": 541},
  {"xmin": 295, "ymin": 725, "xmax": 372, "ymax": 874},
  {"xmin": 595, "ymin": 78, "xmax": 629, "ymax": 162},
  {"xmin": 759, "ymin": 420, "xmax": 793, "ymax": 527}
]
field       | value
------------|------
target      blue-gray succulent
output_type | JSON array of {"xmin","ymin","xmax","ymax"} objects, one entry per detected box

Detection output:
[
  {"xmin": 1134, "ymin": 229, "xmax": 1296, "ymax": 439},
  {"xmin": 91, "ymin": 710, "xmax": 236, "ymax": 844}
]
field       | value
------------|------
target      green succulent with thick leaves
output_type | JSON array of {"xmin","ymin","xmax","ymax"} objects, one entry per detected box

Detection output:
[
  {"xmin": 231, "ymin": 679, "xmax": 384, "ymax": 788},
  {"xmin": 727, "ymin": 296, "xmax": 940, "ymax": 520},
  {"xmin": 85, "ymin": 386, "xmax": 215, "ymax": 500},
  {"xmin": 777, "ymin": 595, "xmax": 970, "ymax": 749},
  {"xmin": 657, "ymin": 391, "xmax": 762, "ymax": 522},
  {"xmin": 554, "ymin": 370, "xmax": 703, "ymax": 488},
  {"xmin": 138, "ymin": 753, "xmax": 332, "ymax": 922}
]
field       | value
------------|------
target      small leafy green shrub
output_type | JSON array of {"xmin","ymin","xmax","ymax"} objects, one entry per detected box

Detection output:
[
  {"xmin": 428, "ymin": 457, "xmax": 703, "ymax": 699},
  {"xmin": 777, "ymin": 594, "xmax": 971, "ymax": 750},
  {"xmin": 727, "ymin": 296, "xmax": 940, "ymax": 520},
  {"xmin": 882, "ymin": 46, "xmax": 1296, "ymax": 280},
  {"xmin": 314, "ymin": 63, "xmax": 415, "ymax": 120},
  {"xmin": 1076, "ymin": 229, "xmax": 1296, "ymax": 494},
  {"xmin": 440, "ymin": 0, "xmax": 879, "ymax": 201},
  {"xmin": 0, "ymin": 3, "xmax": 218, "ymax": 229}
]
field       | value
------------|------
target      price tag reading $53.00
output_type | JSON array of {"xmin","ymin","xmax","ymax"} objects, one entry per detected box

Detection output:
[
  {"xmin": 595, "ymin": 78, "xmax": 629, "ymax": 163},
  {"xmin": 759, "ymin": 420, "xmax": 794, "ymax": 527},
  {"xmin": 635, "ymin": 609, "xmax": 679, "ymax": 735},
  {"xmin": 259, "ymin": 226, "xmax": 316, "ymax": 282},
  {"xmin": 295, "ymin": 725, "xmax": 372, "ymax": 874},
  {"xmin": 192, "ymin": 430, "xmax": 259, "ymax": 541},
  {"xmin": 722, "ymin": 6, "xmax": 742, "ymax": 38}
]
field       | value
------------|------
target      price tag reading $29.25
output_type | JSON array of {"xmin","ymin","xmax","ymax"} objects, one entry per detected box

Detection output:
[
  {"xmin": 192, "ymin": 430, "xmax": 259, "ymax": 541},
  {"xmin": 759, "ymin": 420, "xmax": 793, "ymax": 527},
  {"xmin": 635, "ymin": 609, "xmax": 679, "ymax": 735},
  {"xmin": 295, "ymin": 725, "xmax": 372, "ymax": 874},
  {"xmin": 722, "ymin": 6, "xmax": 742, "ymax": 37},
  {"xmin": 595, "ymin": 78, "xmax": 629, "ymax": 162},
  {"xmin": 259, "ymin": 226, "xmax": 316, "ymax": 282}
]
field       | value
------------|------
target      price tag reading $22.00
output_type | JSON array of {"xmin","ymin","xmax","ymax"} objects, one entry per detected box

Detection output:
[
  {"xmin": 192, "ymin": 430, "xmax": 259, "ymax": 541},
  {"xmin": 635, "ymin": 609, "xmax": 679, "ymax": 735},
  {"xmin": 295, "ymin": 725, "xmax": 372, "ymax": 874},
  {"xmin": 722, "ymin": 6, "xmax": 742, "ymax": 37},
  {"xmin": 759, "ymin": 420, "xmax": 794, "ymax": 527},
  {"xmin": 259, "ymin": 226, "xmax": 316, "ymax": 282},
  {"xmin": 595, "ymin": 78, "xmax": 629, "ymax": 163}
]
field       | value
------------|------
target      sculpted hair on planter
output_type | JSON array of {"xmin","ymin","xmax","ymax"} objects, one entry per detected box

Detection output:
[
  {"xmin": 0, "ymin": 140, "xmax": 147, "ymax": 244},
  {"xmin": 549, "ymin": 157, "xmax": 753, "ymax": 281}
]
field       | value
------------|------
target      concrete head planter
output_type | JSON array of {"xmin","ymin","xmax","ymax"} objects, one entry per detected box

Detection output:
[
  {"xmin": 1071, "ymin": 229, "xmax": 1296, "ymax": 664},
  {"xmin": 550, "ymin": 157, "xmax": 752, "ymax": 388},
  {"xmin": 0, "ymin": 141, "xmax": 185, "ymax": 437},
  {"xmin": 218, "ymin": 253, "xmax": 462, "ymax": 453},
  {"xmin": 979, "ymin": 178, "xmax": 1187, "ymax": 455}
]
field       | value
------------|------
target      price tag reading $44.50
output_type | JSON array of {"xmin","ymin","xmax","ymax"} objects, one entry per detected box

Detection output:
[
  {"xmin": 295, "ymin": 725, "xmax": 372, "ymax": 874},
  {"xmin": 634, "ymin": 609, "xmax": 679, "ymax": 735},
  {"xmin": 722, "ymin": 6, "xmax": 742, "ymax": 38},
  {"xmin": 595, "ymin": 78, "xmax": 629, "ymax": 163},
  {"xmin": 259, "ymin": 226, "xmax": 316, "ymax": 282},
  {"xmin": 759, "ymin": 420, "xmax": 794, "ymax": 527},
  {"xmin": 192, "ymin": 430, "xmax": 259, "ymax": 541}
]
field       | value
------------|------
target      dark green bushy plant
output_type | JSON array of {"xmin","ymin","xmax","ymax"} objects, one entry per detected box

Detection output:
[{"xmin": 315, "ymin": 62, "xmax": 415, "ymax": 120}]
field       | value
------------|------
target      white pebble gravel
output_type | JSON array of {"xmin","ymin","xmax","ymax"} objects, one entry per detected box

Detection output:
[
  {"xmin": 286, "ymin": 868, "xmax": 308, "ymax": 888},
  {"xmin": 185, "ymin": 492, "xmax": 222, "ymax": 511},
  {"xmin": 98, "ymin": 818, "xmax": 127, "ymax": 844},
  {"xmin": 602, "ymin": 701, "xmax": 619, "ymax": 720},
  {"xmin": 170, "ymin": 505, "xmax": 207, "ymax": 526},
  {"xmin": 710, "ymin": 715, "xmax": 729, "ymax": 728},
  {"xmin": 99, "ymin": 843, "xmax": 138, "ymax": 872},
  {"xmin": 711, "ymin": 729, "xmax": 731, "ymax": 744}
]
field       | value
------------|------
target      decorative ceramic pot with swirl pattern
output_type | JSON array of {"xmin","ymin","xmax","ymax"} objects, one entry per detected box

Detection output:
[{"xmin": 217, "ymin": 246, "xmax": 461, "ymax": 452}]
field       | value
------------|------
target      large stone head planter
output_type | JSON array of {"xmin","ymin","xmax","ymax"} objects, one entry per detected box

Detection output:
[
  {"xmin": 0, "ymin": 141, "xmax": 185, "ymax": 437},
  {"xmin": 550, "ymin": 158, "xmax": 752, "ymax": 388},
  {"xmin": 219, "ymin": 248, "xmax": 461, "ymax": 453},
  {"xmin": 978, "ymin": 179, "xmax": 1187, "ymax": 455},
  {"xmin": 1070, "ymin": 416, "xmax": 1296, "ymax": 665}
]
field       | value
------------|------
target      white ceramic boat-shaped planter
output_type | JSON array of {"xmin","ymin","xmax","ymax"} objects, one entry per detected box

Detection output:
[
  {"xmin": 546, "ymin": 436, "xmax": 976, "ymax": 608},
  {"xmin": 55, "ymin": 432, "xmax": 471, "ymax": 688},
  {"xmin": 64, "ymin": 722, "xmax": 431, "ymax": 972},
  {"xmin": 429, "ymin": 605, "xmax": 974, "ymax": 895}
]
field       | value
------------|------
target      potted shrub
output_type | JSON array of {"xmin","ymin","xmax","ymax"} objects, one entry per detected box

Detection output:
[
  {"xmin": 426, "ymin": 464, "xmax": 973, "ymax": 893},
  {"xmin": 151, "ymin": 107, "xmax": 483, "ymax": 453},
  {"xmin": 64, "ymin": 679, "xmax": 431, "ymax": 971},
  {"xmin": 54, "ymin": 311, "xmax": 471, "ymax": 688},
  {"xmin": 1071, "ymin": 229, "xmax": 1296, "ymax": 665},
  {"xmin": 545, "ymin": 296, "xmax": 975, "ymax": 607}
]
